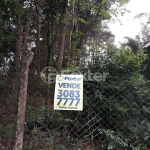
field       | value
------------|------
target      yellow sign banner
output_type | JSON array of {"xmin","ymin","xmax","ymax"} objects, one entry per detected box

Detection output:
[{"xmin": 54, "ymin": 75, "xmax": 83, "ymax": 111}]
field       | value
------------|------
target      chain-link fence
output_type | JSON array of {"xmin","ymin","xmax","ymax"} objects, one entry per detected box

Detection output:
[
  {"xmin": 1, "ymin": 68, "xmax": 150, "ymax": 150},
  {"xmin": 1, "ymin": 49, "xmax": 150, "ymax": 150}
]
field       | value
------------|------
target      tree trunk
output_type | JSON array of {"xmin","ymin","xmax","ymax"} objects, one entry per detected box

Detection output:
[
  {"xmin": 22, "ymin": 16, "xmax": 31, "ymax": 62},
  {"xmin": 15, "ymin": 20, "xmax": 22, "ymax": 70},
  {"xmin": 12, "ymin": 20, "xmax": 23, "ymax": 95},
  {"xmin": 56, "ymin": 23, "xmax": 67, "ymax": 74},
  {"xmin": 14, "ymin": 52, "xmax": 34, "ymax": 150},
  {"xmin": 67, "ymin": 0, "xmax": 75, "ymax": 66},
  {"xmin": 76, "ymin": 34, "xmax": 83, "ymax": 62},
  {"xmin": 35, "ymin": 2, "xmax": 41, "ymax": 75}
]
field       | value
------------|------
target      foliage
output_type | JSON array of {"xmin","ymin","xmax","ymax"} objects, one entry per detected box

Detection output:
[
  {"xmin": 3, "ymin": 0, "xmax": 150, "ymax": 149},
  {"xmin": 62, "ymin": 47, "xmax": 150, "ymax": 149}
]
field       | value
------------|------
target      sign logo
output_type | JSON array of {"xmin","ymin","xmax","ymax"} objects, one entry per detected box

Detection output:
[
  {"xmin": 64, "ymin": 76, "xmax": 82, "ymax": 81},
  {"xmin": 57, "ymin": 76, "xmax": 63, "ymax": 81}
]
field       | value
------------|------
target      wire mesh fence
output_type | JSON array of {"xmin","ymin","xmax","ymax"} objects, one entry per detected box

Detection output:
[
  {"xmin": 1, "ymin": 55, "xmax": 150, "ymax": 150},
  {"xmin": 1, "ymin": 72, "xmax": 150, "ymax": 150}
]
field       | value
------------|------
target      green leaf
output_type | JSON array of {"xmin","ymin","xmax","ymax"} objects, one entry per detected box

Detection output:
[{"xmin": 78, "ymin": 17, "xmax": 87, "ymax": 24}]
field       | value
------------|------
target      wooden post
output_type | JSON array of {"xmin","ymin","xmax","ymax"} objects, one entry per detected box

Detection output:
[{"xmin": 14, "ymin": 52, "xmax": 34, "ymax": 150}]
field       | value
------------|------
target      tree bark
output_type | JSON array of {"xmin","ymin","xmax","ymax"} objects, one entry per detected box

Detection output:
[
  {"xmin": 14, "ymin": 52, "xmax": 34, "ymax": 150},
  {"xmin": 12, "ymin": 20, "xmax": 23, "ymax": 95},
  {"xmin": 67, "ymin": 0, "xmax": 75, "ymax": 66},
  {"xmin": 35, "ymin": 1, "xmax": 41, "ymax": 75},
  {"xmin": 22, "ymin": 16, "xmax": 31, "ymax": 62},
  {"xmin": 56, "ymin": 23, "xmax": 67, "ymax": 74},
  {"xmin": 15, "ymin": 20, "xmax": 22, "ymax": 70}
]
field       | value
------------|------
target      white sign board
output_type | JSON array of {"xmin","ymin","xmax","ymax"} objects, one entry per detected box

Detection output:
[{"xmin": 54, "ymin": 75, "xmax": 83, "ymax": 111}]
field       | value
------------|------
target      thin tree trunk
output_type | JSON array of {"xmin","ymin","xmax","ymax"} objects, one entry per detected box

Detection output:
[
  {"xmin": 56, "ymin": 23, "xmax": 67, "ymax": 74},
  {"xmin": 21, "ymin": 11, "xmax": 31, "ymax": 62},
  {"xmin": 14, "ymin": 52, "xmax": 34, "ymax": 150},
  {"xmin": 15, "ymin": 20, "xmax": 22, "ymax": 70},
  {"xmin": 76, "ymin": 34, "xmax": 83, "ymax": 62},
  {"xmin": 35, "ymin": 2, "xmax": 41, "ymax": 75},
  {"xmin": 12, "ymin": 20, "xmax": 23, "ymax": 95},
  {"xmin": 67, "ymin": 0, "xmax": 75, "ymax": 66}
]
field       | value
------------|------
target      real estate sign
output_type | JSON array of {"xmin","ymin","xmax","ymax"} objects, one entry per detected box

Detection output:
[{"xmin": 54, "ymin": 75, "xmax": 83, "ymax": 111}]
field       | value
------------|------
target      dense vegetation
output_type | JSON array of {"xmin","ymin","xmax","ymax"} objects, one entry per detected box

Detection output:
[{"xmin": 0, "ymin": 0, "xmax": 150, "ymax": 150}]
